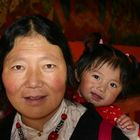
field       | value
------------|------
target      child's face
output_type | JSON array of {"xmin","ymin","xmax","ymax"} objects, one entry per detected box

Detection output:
[
  {"xmin": 78, "ymin": 63, "xmax": 123, "ymax": 106},
  {"xmin": 2, "ymin": 34, "xmax": 67, "ymax": 126}
]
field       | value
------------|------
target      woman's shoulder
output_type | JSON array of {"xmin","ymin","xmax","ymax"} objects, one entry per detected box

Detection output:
[
  {"xmin": 70, "ymin": 103, "xmax": 102, "ymax": 139},
  {"xmin": 64, "ymin": 99, "xmax": 86, "ymax": 121},
  {"xmin": 0, "ymin": 110, "xmax": 16, "ymax": 139},
  {"xmin": 0, "ymin": 109, "xmax": 16, "ymax": 127},
  {"xmin": 66, "ymin": 102, "xmax": 102, "ymax": 123},
  {"xmin": 65, "ymin": 99, "xmax": 86, "ymax": 110},
  {"xmin": 69, "ymin": 103, "xmax": 129, "ymax": 140}
]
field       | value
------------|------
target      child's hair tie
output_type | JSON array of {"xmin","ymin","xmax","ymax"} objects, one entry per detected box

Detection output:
[
  {"xmin": 125, "ymin": 53, "xmax": 132, "ymax": 63},
  {"xmin": 125, "ymin": 53, "xmax": 129, "ymax": 57},
  {"xmin": 99, "ymin": 39, "xmax": 103, "ymax": 44}
]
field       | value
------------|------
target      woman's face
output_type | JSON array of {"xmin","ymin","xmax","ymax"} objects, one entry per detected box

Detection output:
[
  {"xmin": 78, "ymin": 63, "xmax": 123, "ymax": 106},
  {"xmin": 2, "ymin": 34, "xmax": 67, "ymax": 126}
]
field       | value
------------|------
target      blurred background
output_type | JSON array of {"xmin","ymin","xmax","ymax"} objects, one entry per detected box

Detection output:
[{"xmin": 0, "ymin": 0, "xmax": 140, "ymax": 45}]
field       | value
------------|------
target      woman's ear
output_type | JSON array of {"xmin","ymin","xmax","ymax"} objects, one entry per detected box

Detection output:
[{"xmin": 75, "ymin": 69, "xmax": 80, "ymax": 82}]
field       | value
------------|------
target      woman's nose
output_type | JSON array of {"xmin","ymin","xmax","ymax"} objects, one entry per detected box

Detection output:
[{"xmin": 25, "ymin": 69, "xmax": 43, "ymax": 88}]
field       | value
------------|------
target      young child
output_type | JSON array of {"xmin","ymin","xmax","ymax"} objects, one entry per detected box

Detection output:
[{"xmin": 73, "ymin": 37, "xmax": 140, "ymax": 140}]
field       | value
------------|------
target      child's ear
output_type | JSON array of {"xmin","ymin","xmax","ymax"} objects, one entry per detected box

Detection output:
[{"xmin": 75, "ymin": 69, "xmax": 80, "ymax": 82}]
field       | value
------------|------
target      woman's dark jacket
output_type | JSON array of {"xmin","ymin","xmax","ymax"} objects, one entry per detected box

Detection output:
[{"xmin": 0, "ymin": 104, "xmax": 128, "ymax": 140}]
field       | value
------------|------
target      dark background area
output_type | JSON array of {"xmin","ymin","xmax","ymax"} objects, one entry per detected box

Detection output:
[{"xmin": 0, "ymin": 0, "xmax": 140, "ymax": 46}]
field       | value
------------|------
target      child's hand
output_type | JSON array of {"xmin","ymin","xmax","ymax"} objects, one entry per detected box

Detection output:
[{"xmin": 116, "ymin": 114, "xmax": 136, "ymax": 133}]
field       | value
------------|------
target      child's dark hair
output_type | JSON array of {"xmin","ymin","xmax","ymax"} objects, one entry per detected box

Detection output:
[
  {"xmin": 84, "ymin": 32, "xmax": 102, "ymax": 49},
  {"xmin": 75, "ymin": 43, "xmax": 139, "ymax": 100}
]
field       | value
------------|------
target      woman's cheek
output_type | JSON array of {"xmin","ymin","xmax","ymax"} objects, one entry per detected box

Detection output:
[
  {"xmin": 2, "ymin": 74, "xmax": 18, "ymax": 96},
  {"xmin": 50, "ymin": 75, "xmax": 67, "ymax": 93}
]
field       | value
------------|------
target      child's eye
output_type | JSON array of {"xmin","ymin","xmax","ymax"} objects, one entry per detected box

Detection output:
[
  {"xmin": 110, "ymin": 83, "xmax": 117, "ymax": 88},
  {"xmin": 93, "ymin": 74, "xmax": 100, "ymax": 80}
]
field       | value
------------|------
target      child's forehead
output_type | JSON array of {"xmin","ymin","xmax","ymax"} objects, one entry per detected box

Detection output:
[
  {"xmin": 89, "ymin": 63, "xmax": 122, "ymax": 80},
  {"xmin": 90, "ymin": 61, "xmax": 120, "ymax": 71}
]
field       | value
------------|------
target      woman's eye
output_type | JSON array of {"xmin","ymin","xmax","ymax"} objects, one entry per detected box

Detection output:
[
  {"xmin": 44, "ymin": 64, "xmax": 55, "ymax": 69},
  {"xmin": 110, "ymin": 83, "xmax": 117, "ymax": 88},
  {"xmin": 11, "ymin": 65, "xmax": 24, "ymax": 70}
]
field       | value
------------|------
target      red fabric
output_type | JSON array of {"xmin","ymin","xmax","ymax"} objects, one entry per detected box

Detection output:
[
  {"xmin": 73, "ymin": 92, "xmax": 86, "ymax": 104},
  {"xmin": 96, "ymin": 105, "xmax": 123, "ymax": 125},
  {"xmin": 98, "ymin": 119, "xmax": 113, "ymax": 140}
]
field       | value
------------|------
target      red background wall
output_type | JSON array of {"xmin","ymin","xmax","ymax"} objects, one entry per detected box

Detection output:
[
  {"xmin": 0, "ymin": 0, "xmax": 140, "ymax": 46},
  {"xmin": 69, "ymin": 41, "xmax": 140, "ymax": 62}
]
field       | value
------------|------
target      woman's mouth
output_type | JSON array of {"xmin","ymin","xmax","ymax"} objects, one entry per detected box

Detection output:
[{"xmin": 24, "ymin": 95, "xmax": 47, "ymax": 105}]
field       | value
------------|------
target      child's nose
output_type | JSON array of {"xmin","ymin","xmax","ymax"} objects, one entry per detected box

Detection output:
[{"xmin": 97, "ymin": 81, "xmax": 107, "ymax": 92}]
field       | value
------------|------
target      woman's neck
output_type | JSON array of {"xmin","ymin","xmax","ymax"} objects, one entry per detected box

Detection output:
[{"xmin": 20, "ymin": 105, "xmax": 61, "ymax": 131}]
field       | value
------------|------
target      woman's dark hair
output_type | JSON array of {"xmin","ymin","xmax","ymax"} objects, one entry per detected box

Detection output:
[
  {"xmin": 75, "ymin": 44, "xmax": 139, "ymax": 100},
  {"xmin": 0, "ymin": 15, "xmax": 76, "ymax": 109}
]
